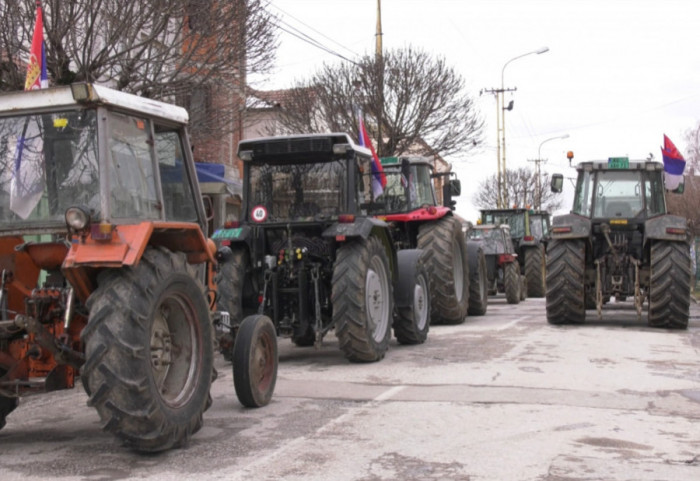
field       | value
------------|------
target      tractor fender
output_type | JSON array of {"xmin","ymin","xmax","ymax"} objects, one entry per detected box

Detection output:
[
  {"xmin": 322, "ymin": 216, "xmax": 388, "ymax": 240},
  {"xmin": 550, "ymin": 213, "xmax": 591, "ymax": 240},
  {"xmin": 394, "ymin": 249, "xmax": 426, "ymax": 308},
  {"xmin": 62, "ymin": 221, "xmax": 215, "ymax": 303},
  {"xmin": 643, "ymin": 215, "xmax": 690, "ymax": 244},
  {"xmin": 324, "ymin": 218, "xmax": 397, "ymax": 280}
]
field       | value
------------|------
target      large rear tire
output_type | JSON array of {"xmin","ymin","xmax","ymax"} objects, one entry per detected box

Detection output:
[
  {"xmin": 524, "ymin": 244, "xmax": 546, "ymax": 297},
  {"xmin": 393, "ymin": 250, "xmax": 430, "ymax": 345},
  {"xmin": 417, "ymin": 216, "xmax": 469, "ymax": 324},
  {"xmin": 546, "ymin": 239, "xmax": 586, "ymax": 324},
  {"xmin": 504, "ymin": 262, "xmax": 521, "ymax": 304},
  {"xmin": 467, "ymin": 245, "xmax": 488, "ymax": 316},
  {"xmin": 333, "ymin": 237, "xmax": 393, "ymax": 362},
  {"xmin": 0, "ymin": 368, "xmax": 18, "ymax": 431},
  {"xmin": 233, "ymin": 315, "xmax": 278, "ymax": 407},
  {"xmin": 648, "ymin": 241, "xmax": 691, "ymax": 329},
  {"xmin": 81, "ymin": 247, "xmax": 213, "ymax": 453}
]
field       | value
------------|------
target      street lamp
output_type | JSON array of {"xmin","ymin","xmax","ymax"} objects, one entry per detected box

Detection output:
[
  {"xmin": 530, "ymin": 133, "xmax": 569, "ymax": 210},
  {"xmin": 497, "ymin": 46, "xmax": 549, "ymax": 208}
]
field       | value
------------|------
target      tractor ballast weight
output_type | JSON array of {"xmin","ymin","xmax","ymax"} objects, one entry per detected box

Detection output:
[
  {"xmin": 214, "ymin": 134, "xmax": 429, "ymax": 363},
  {"xmin": 0, "ymin": 84, "xmax": 276, "ymax": 451},
  {"xmin": 546, "ymin": 159, "xmax": 691, "ymax": 328}
]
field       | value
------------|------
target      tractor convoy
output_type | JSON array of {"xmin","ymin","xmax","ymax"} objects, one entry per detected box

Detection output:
[{"xmin": 0, "ymin": 84, "xmax": 691, "ymax": 453}]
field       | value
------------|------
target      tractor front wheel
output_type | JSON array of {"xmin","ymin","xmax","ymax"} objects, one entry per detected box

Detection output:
[
  {"xmin": 524, "ymin": 245, "xmax": 546, "ymax": 297},
  {"xmin": 233, "ymin": 314, "xmax": 278, "ymax": 407},
  {"xmin": 81, "ymin": 247, "xmax": 213, "ymax": 453}
]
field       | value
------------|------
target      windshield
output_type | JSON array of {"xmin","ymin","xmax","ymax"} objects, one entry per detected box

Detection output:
[
  {"xmin": 366, "ymin": 163, "xmax": 435, "ymax": 214},
  {"xmin": 573, "ymin": 168, "xmax": 666, "ymax": 218},
  {"xmin": 247, "ymin": 159, "xmax": 347, "ymax": 222},
  {"xmin": 470, "ymin": 227, "xmax": 506, "ymax": 254},
  {"xmin": 482, "ymin": 212, "xmax": 525, "ymax": 238},
  {"xmin": 0, "ymin": 110, "xmax": 99, "ymax": 228}
]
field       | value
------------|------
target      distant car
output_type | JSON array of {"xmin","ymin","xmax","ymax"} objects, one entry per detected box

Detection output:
[{"xmin": 468, "ymin": 225, "xmax": 526, "ymax": 304}]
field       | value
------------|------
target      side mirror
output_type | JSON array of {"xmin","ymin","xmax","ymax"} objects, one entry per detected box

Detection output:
[
  {"xmin": 550, "ymin": 174, "xmax": 563, "ymax": 193},
  {"xmin": 449, "ymin": 179, "xmax": 461, "ymax": 197}
]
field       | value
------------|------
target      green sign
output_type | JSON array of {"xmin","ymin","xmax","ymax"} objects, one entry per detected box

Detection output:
[
  {"xmin": 608, "ymin": 157, "xmax": 629, "ymax": 169},
  {"xmin": 380, "ymin": 156, "xmax": 399, "ymax": 165},
  {"xmin": 212, "ymin": 227, "xmax": 243, "ymax": 239}
]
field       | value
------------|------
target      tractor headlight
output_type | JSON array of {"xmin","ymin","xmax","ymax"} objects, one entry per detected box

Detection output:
[{"xmin": 65, "ymin": 205, "xmax": 91, "ymax": 232}]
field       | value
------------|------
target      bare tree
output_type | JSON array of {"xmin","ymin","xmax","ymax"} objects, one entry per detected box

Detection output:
[
  {"xmin": 473, "ymin": 166, "xmax": 562, "ymax": 212},
  {"xmin": 0, "ymin": 0, "xmax": 278, "ymax": 140},
  {"xmin": 272, "ymin": 46, "xmax": 484, "ymax": 159}
]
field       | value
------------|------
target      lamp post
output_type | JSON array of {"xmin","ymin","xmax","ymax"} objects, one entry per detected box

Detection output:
[
  {"xmin": 497, "ymin": 46, "xmax": 549, "ymax": 208},
  {"xmin": 529, "ymin": 133, "xmax": 569, "ymax": 210}
]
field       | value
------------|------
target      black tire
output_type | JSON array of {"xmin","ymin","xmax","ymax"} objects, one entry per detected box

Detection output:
[
  {"xmin": 81, "ymin": 247, "xmax": 213, "ymax": 453},
  {"xmin": 524, "ymin": 245, "xmax": 546, "ymax": 297},
  {"xmin": 0, "ymin": 369, "xmax": 18, "ymax": 431},
  {"xmin": 417, "ymin": 216, "xmax": 469, "ymax": 324},
  {"xmin": 215, "ymin": 247, "xmax": 247, "ymax": 360},
  {"xmin": 393, "ymin": 251, "xmax": 430, "ymax": 345},
  {"xmin": 333, "ymin": 236, "xmax": 393, "ymax": 362},
  {"xmin": 648, "ymin": 241, "xmax": 691, "ymax": 329},
  {"xmin": 504, "ymin": 262, "xmax": 520, "ymax": 304},
  {"xmin": 520, "ymin": 275, "xmax": 527, "ymax": 301},
  {"xmin": 233, "ymin": 315, "xmax": 278, "ymax": 407},
  {"xmin": 546, "ymin": 239, "xmax": 586, "ymax": 324},
  {"xmin": 467, "ymin": 245, "xmax": 488, "ymax": 316}
]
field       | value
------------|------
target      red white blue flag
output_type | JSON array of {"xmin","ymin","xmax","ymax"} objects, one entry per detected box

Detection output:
[
  {"xmin": 661, "ymin": 134, "xmax": 685, "ymax": 190},
  {"xmin": 358, "ymin": 115, "xmax": 386, "ymax": 199},
  {"xmin": 25, "ymin": 2, "xmax": 48, "ymax": 90}
]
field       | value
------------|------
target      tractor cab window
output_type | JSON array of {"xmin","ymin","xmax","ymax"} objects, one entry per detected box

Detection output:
[
  {"xmin": 412, "ymin": 165, "xmax": 435, "ymax": 207},
  {"xmin": 592, "ymin": 170, "xmax": 643, "ymax": 218},
  {"xmin": 644, "ymin": 172, "xmax": 666, "ymax": 216},
  {"xmin": 0, "ymin": 110, "xmax": 99, "ymax": 226},
  {"xmin": 107, "ymin": 112, "xmax": 159, "ymax": 219},
  {"xmin": 573, "ymin": 170, "xmax": 594, "ymax": 217},
  {"xmin": 154, "ymin": 128, "xmax": 197, "ymax": 222},
  {"xmin": 248, "ymin": 158, "xmax": 347, "ymax": 222}
]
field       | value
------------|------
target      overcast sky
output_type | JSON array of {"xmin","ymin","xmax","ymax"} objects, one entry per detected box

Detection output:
[{"xmin": 254, "ymin": 0, "xmax": 700, "ymax": 221}]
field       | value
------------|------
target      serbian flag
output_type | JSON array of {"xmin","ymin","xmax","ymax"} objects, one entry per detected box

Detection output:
[
  {"xmin": 358, "ymin": 115, "xmax": 386, "ymax": 199},
  {"xmin": 661, "ymin": 134, "xmax": 685, "ymax": 191},
  {"xmin": 25, "ymin": 2, "xmax": 48, "ymax": 91}
]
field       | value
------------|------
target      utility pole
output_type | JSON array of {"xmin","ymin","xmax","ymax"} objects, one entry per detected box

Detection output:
[
  {"xmin": 482, "ymin": 87, "xmax": 516, "ymax": 208},
  {"xmin": 529, "ymin": 133, "xmax": 569, "ymax": 210},
  {"xmin": 375, "ymin": 0, "xmax": 384, "ymax": 157}
]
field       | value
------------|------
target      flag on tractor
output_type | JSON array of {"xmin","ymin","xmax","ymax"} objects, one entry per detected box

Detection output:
[
  {"xmin": 661, "ymin": 134, "xmax": 685, "ymax": 191},
  {"xmin": 25, "ymin": 2, "xmax": 48, "ymax": 90},
  {"xmin": 358, "ymin": 115, "xmax": 386, "ymax": 199}
]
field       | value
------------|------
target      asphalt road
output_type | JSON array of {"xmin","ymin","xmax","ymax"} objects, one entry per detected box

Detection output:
[{"xmin": 1, "ymin": 296, "xmax": 699, "ymax": 481}]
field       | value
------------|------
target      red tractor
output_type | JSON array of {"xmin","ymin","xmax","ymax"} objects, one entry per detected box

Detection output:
[
  {"xmin": 368, "ymin": 156, "xmax": 488, "ymax": 322},
  {"xmin": 0, "ymin": 83, "xmax": 276, "ymax": 451}
]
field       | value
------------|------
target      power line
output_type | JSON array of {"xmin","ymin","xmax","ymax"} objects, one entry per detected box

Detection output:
[
  {"xmin": 267, "ymin": 3, "xmax": 361, "ymax": 57},
  {"xmin": 265, "ymin": 4, "xmax": 361, "ymax": 66}
]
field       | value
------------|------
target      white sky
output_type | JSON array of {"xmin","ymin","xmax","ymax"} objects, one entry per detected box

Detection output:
[{"xmin": 254, "ymin": 0, "xmax": 700, "ymax": 221}]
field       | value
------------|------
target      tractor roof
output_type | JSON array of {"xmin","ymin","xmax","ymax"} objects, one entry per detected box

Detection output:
[
  {"xmin": 237, "ymin": 133, "xmax": 371, "ymax": 162},
  {"xmin": 380, "ymin": 156, "xmax": 433, "ymax": 169},
  {"xmin": 576, "ymin": 159, "xmax": 663, "ymax": 172},
  {"xmin": 0, "ymin": 83, "xmax": 189, "ymax": 125}
]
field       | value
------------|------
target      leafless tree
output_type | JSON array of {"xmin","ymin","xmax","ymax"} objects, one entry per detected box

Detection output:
[
  {"xmin": 472, "ymin": 166, "xmax": 563, "ymax": 212},
  {"xmin": 272, "ymin": 46, "xmax": 484, "ymax": 159},
  {"xmin": 0, "ymin": 0, "xmax": 278, "ymax": 140}
]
